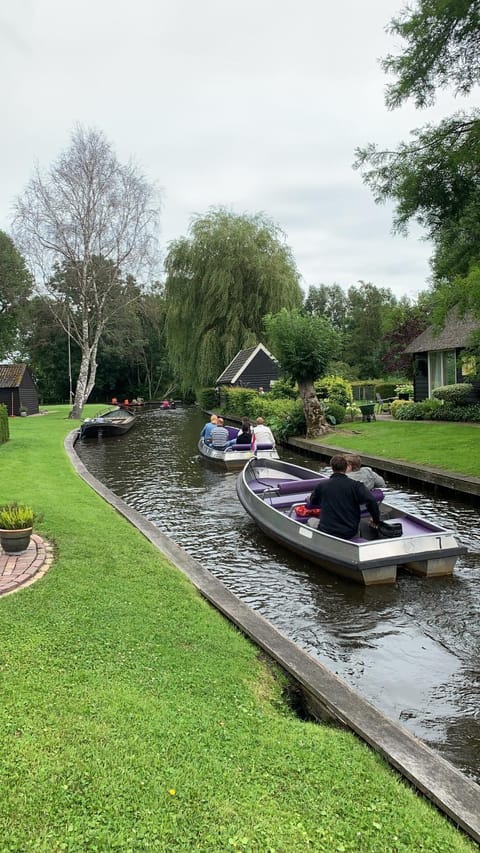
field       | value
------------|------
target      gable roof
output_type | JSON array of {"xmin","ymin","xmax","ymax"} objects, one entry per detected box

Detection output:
[
  {"xmin": 405, "ymin": 310, "xmax": 480, "ymax": 353},
  {"xmin": 216, "ymin": 343, "xmax": 278, "ymax": 384},
  {"xmin": 0, "ymin": 364, "xmax": 29, "ymax": 389}
]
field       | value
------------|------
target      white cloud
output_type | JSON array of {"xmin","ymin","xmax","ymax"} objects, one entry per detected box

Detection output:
[{"xmin": 0, "ymin": 0, "xmax": 464, "ymax": 299}]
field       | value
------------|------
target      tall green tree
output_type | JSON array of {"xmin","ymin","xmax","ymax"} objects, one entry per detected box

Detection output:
[
  {"xmin": 342, "ymin": 282, "xmax": 397, "ymax": 379},
  {"xmin": 164, "ymin": 208, "xmax": 302, "ymax": 395},
  {"xmin": 265, "ymin": 309, "xmax": 339, "ymax": 437},
  {"xmin": 304, "ymin": 283, "xmax": 348, "ymax": 331},
  {"xmin": 13, "ymin": 125, "xmax": 161, "ymax": 417},
  {"xmin": 0, "ymin": 231, "xmax": 32, "ymax": 358},
  {"xmin": 355, "ymin": 1, "xmax": 480, "ymax": 315}
]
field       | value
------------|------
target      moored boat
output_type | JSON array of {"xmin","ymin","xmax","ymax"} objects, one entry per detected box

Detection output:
[
  {"xmin": 198, "ymin": 425, "xmax": 279, "ymax": 470},
  {"xmin": 236, "ymin": 458, "xmax": 467, "ymax": 585},
  {"xmin": 79, "ymin": 406, "xmax": 136, "ymax": 439}
]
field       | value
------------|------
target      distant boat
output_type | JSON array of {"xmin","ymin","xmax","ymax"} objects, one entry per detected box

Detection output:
[
  {"xmin": 236, "ymin": 457, "xmax": 466, "ymax": 585},
  {"xmin": 79, "ymin": 406, "xmax": 136, "ymax": 439}
]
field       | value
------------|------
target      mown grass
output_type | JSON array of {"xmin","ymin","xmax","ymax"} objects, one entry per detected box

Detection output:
[
  {"xmin": 0, "ymin": 407, "xmax": 476, "ymax": 852},
  {"xmin": 317, "ymin": 420, "xmax": 480, "ymax": 477}
]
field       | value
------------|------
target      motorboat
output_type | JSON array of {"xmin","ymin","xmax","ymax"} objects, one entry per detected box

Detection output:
[
  {"xmin": 198, "ymin": 426, "xmax": 279, "ymax": 470},
  {"xmin": 236, "ymin": 457, "xmax": 466, "ymax": 585},
  {"xmin": 79, "ymin": 406, "xmax": 136, "ymax": 439}
]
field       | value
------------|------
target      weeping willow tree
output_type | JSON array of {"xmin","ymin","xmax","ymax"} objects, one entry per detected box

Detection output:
[{"xmin": 164, "ymin": 208, "xmax": 302, "ymax": 394}]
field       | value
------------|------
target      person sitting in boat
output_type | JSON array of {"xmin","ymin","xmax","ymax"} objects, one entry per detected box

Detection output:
[
  {"xmin": 236, "ymin": 417, "xmax": 253, "ymax": 444},
  {"xmin": 161, "ymin": 399, "xmax": 170, "ymax": 409},
  {"xmin": 200, "ymin": 414, "xmax": 218, "ymax": 445},
  {"xmin": 224, "ymin": 417, "xmax": 253, "ymax": 448},
  {"xmin": 210, "ymin": 416, "xmax": 229, "ymax": 449},
  {"xmin": 253, "ymin": 417, "xmax": 275, "ymax": 447},
  {"xmin": 307, "ymin": 454, "xmax": 380, "ymax": 540},
  {"xmin": 345, "ymin": 454, "xmax": 386, "ymax": 491}
]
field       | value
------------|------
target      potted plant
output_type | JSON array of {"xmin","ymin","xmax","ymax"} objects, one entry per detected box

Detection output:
[
  {"xmin": 0, "ymin": 502, "xmax": 35, "ymax": 554},
  {"xmin": 19, "ymin": 406, "xmax": 28, "ymax": 417}
]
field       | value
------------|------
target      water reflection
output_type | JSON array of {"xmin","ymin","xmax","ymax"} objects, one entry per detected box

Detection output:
[{"xmin": 76, "ymin": 405, "xmax": 480, "ymax": 783}]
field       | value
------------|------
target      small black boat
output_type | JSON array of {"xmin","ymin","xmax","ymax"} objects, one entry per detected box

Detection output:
[{"xmin": 79, "ymin": 406, "xmax": 136, "ymax": 439}]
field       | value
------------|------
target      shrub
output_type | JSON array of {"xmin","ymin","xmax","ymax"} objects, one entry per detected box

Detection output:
[
  {"xmin": 197, "ymin": 387, "xmax": 220, "ymax": 410},
  {"xmin": 324, "ymin": 401, "xmax": 346, "ymax": 425},
  {"xmin": 431, "ymin": 383, "xmax": 473, "ymax": 405},
  {"xmin": 0, "ymin": 403, "xmax": 9, "ymax": 444},
  {"xmin": 345, "ymin": 403, "xmax": 362, "ymax": 421},
  {"xmin": 0, "ymin": 502, "xmax": 35, "ymax": 529},
  {"xmin": 390, "ymin": 399, "xmax": 411, "ymax": 418},
  {"xmin": 375, "ymin": 383, "xmax": 396, "ymax": 400},
  {"xmin": 268, "ymin": 399, "xmax": 306, "ymax": 440},
  {"xmin": 394, "ymin": 382, "xmax": 414, "ymax": 397},
  {"xmin": 431, "ymin": 402, "xmax": 480, "ymax": 422},
  {"xmin": 314, "ymin": 375, "xmax": 352, "ymax": 407},
  {"xmin": 394, "ymin": 402, "xmax": 425, "ymax": 420},
  {"xmin": 269, "ymin": 377, "xmax": 298, "ymax": 399}
]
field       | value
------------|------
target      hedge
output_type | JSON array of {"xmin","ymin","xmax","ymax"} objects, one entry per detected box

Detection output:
[{"xmin": 0, "ymin": 404, "xmax": 9, "ymax": 444}]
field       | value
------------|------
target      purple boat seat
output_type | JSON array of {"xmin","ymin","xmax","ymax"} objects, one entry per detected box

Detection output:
[
  {"xmin": 231, "ymin": 443, "xmax": 252, "ymax": 452},
  {"xmin": 277, "ymin": 478, "xmax": 324, "ymax": 495}
]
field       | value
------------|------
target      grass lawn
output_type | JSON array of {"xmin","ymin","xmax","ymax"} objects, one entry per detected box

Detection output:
[
  {"xmin": 0, "ymin": 407, "xmax": 476, "ymax": 851},
  {"xmin": 316, "ymin": 420, "xmax": 480, "ymax": 478}
]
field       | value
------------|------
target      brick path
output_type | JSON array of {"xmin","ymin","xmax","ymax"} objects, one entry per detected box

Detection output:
[{"xmin": 0, "ymin": 534, "xmax": 53, "ymax": 597}]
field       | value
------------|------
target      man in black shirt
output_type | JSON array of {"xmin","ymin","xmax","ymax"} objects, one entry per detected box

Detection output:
[{"xmin": 307, "ymin": 455, "xmax": 380, "ymax": 539}]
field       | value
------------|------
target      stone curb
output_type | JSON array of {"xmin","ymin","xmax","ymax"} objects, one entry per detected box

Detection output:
[
  {"xmin": 65, "ymin": 430, "xmax": 480, "ymax": 844},
  {"xmin": 286, "ymin": 437, "xmax": 480, "ymax": 499}
]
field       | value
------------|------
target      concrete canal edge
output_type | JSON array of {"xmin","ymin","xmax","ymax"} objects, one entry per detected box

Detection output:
[
  {"xmin": 66, "ymin": 431, "xmax": 480, "ymax": 844},
  {"xmin": 286, "ymin": 437, "xmax": 480, "ymax": 499}
]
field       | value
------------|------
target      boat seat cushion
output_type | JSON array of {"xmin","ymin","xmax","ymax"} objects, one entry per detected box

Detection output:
[{"xmin": 277, "ymin": 478, "xmax": 324, "ymax": 495}]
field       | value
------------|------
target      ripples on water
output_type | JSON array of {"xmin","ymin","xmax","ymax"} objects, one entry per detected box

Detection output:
[{"xmin": 76, "ymin": 406, "xmax": 480, "ymax": 782}]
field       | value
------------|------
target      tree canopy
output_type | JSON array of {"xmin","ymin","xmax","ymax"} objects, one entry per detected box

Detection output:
[
  {"xmin": 165, "ymin": 208, "xmax": 302, "ymax": 394},
  {"xmin": 13, "ymin": 125, "xmax": 161, "ymax": 417},
  {"xmin": 265, "ymin": 309, "xmax": 339, "ymax": 437},
  {"xmin": 0, "ymin": 231, "xmax": 32, "ymax": 358},
  {"xmin": 355, "ymin": 0, "xmax": 480, "ymax": 330}
]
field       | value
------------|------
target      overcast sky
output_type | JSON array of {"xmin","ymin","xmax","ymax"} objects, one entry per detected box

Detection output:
[{"xmin": 1, "ymin": 1, "xmax": 462, "ymax": 300}]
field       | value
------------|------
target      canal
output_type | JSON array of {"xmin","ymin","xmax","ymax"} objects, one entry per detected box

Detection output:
[{"xmin": 76, "ymin": 405, "xmax": 480, "ymax": 784}]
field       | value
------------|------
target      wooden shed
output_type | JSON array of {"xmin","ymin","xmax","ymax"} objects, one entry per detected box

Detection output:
[
  {"xmin": 0, "ymin": 364, "xmax": 40, "ymax": 416},
  {"xmin": 216, "ymin": 343, "xmax": 279, "ymax": 390},
  {"xmin": 405, "ymin": 311, "xmax": 480, "ymax": 401}
]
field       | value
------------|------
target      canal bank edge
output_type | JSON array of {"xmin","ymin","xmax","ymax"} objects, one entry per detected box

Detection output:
[
  {"xmin": 286, "ymin": 437, "xmax": 480, "ymax": 499},
  {"xmin": 66, "ymin": 430, "xmax": 480, "ymax": 844}
]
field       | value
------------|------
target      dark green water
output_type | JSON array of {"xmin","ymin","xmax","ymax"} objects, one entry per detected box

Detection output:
[{"xmin": 76, "ymin": 404, "xmax": 480, "ymax": 784}]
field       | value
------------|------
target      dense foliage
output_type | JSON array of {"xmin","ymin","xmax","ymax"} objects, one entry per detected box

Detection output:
[
  {"xmin": 165, "ymin": 208, "xmax": 302, "ymax": 395},
  {"xmin": 355, "ymin": 0, "xmax": 480, "ymax": 358},
  {"xmin": 0, "ymin": 231, "xmax": 32, "ymax": 359},
  {"xmin": 0, "ymin": 404, "xmax": 9, "ymax": 443}
]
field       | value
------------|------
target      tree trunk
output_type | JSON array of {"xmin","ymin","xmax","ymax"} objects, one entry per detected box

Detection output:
[{"xmin": 298, "ymin": 379, "xmax": 332, "ymax": 438}]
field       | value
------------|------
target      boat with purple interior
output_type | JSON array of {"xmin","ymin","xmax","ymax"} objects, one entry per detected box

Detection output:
[
  {"xmin": 236, "ymin": 457, "xmax": 466, "ymax": 585},
  {"xmin": 198, "ymin": 425, "xmax": 279, "ymax": 470}
]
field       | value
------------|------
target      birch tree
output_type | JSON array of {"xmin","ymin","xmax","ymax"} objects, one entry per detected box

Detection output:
[{"xmin": 13, "ymin": 125, "xmax": 161, "ymax": 417}]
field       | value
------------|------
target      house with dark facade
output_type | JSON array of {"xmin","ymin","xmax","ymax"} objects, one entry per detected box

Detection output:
[
  {"xmin": 216, "ymin": 343, "xmax": 279, "ymax": 390},
  {"xmin": 405, "ymin": 311, "xmax": 480, "ymax": 401},
  {"xmin": 0, "ymin": 364, "xmax": 40, "ymax": 416}
]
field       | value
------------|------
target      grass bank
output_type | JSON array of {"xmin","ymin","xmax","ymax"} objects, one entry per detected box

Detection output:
[
  {"xmin": 316, "ymin": 420, "xmax": 480, "ymax": 478},
  {"xmin": 0, "ymin": 407, "xmax": 475, "ymax": 851}
]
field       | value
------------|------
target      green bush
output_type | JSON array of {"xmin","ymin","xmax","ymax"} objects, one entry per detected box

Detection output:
[
  {"xmin": 394, "ymin": 402, "xmax": 425, "ymax": 420},
  {"xmin": 220, "ymin": 387, "xmax": 263, "ymax": 420},
  {"xmin": 269, "ymin": 377, "xmax": 298, "ymax": 399},
  {"xmin": 431, "ymin": 383, "xmax": 473, "ymax": 405},
  {"xmin": 197, "ymin": 387, "xmax": 220, "ymax": 410},
  {"xmin": 0, "ymin": 403, "xmax": 9, "ymax": 444},
  {"xmin": 431, "ymin": 402, "xmax": 480, "ymax": 421},
  {"xmin": 0, "ymin": 502, "xmax": 34, "ymax": 529},
  {"xmin": 324, "ymin": 401, "xmax": 346, "ymax": 425},
  {"xmin": 345, "ymin": 403, "xmax": 362, "ymax": 421},
  {"xmin": 267, "ymin": 399, "xmax": 306, "ymax": 440},
  {"xmin": 390, "ymin": 399, "xmax": 411, "ymax": 418},
  {"xmin": 374, "ymin": 383, "xmax": 396, "ymax": 400},
  {"xmin": 314, "ymin": 375, "xmax": 352, "ymax": 407}
]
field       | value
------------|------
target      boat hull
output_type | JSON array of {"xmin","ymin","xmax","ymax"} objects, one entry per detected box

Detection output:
[
  {"xmin": 198, "ymin": 439, "xmax": 279, "ymax": 470},
  {"xmin": 236, "ymin": 458, "xmax": 466, "ymax": 585},
  {"xmin": 80, "ymin": 408, "xmax": 136, "ymax": 439}
]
